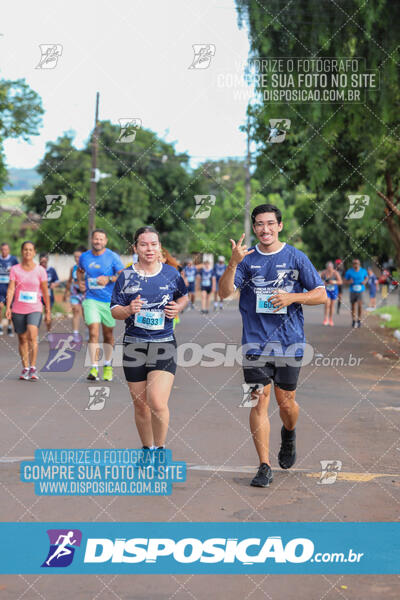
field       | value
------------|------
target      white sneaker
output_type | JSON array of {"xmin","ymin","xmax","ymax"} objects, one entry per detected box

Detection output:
[
  {"xmin": 19, "ymin": 368, "xmax": 30, "ymax": 380},
  {"xmin": 29, "ymin": 366, "xmax": 39, "ymax": 381}
]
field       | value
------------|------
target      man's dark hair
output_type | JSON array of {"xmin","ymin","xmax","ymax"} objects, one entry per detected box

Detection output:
[
  {"xmin": 39, "ymin": 252, "xmax": 48, "ymax": 259},
  {"xmin": 75, "ymin": 245, "xmax": 87, "ymax": 252},
  {"xmin": 251, "ymin": 204, "xmax": 282, "ymax": 225},
  {"xmin": 1, "ymin": 242, "xmax": 9, "ymax": 247},
  {"xmin": 91, "ymin": 228, "xmax": 107, "ymax": 237},
  {"xmin": 21, "ymin": 240, "xmax": 36, "ymax": 251},
  {"xmin": 133, "ymin": 226, "xmax": 160, "ymax": 246}
]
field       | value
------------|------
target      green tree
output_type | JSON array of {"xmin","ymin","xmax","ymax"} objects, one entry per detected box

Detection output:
[
  {"xmin": 0, "ymin": 77, "xmax": 43, "ymax": 190},
  {"xmin": 236, "ymin": 0, "xmax": 400, "ymax": 268},
  {"xmin": 25, "ymin": 123, "xmax": 204, "ymax": 254}
]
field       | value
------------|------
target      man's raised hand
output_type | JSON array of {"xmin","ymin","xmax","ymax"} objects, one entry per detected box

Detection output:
[{"xmin": 229, "ymin": 233, "xmax": 255, "ymax": 266}]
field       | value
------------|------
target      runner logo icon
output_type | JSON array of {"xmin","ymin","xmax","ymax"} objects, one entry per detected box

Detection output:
[
  {"xmin": 86, "ymin": 386, "xmax": 110, "ymax": 411},
  {"xmin": 41, "ymin": 529, "xmax": 82, "ymax": 568},
  {"xmin": 188, "ymin": 44, "xmax": 216, "ymax": 69},
  {"xmin": 318, "ymin": 460, "xmax": 342, "ymax": 485},
  {"xmin": 267, "ymin": 119, "xmax": 291, "ymax": 143},
  {"xmin": 239, "ymin": 383, "xmax": 264, "ymax": 407},
  {"xmin": 43, "ymin": 195, "xmax": 67, "ymax": 219},
  {"xmin": 41, "ymin": 333, "xmax": 82, "ymax": 372},
  {"xmin": 192, "ymin": 195, "xmax": 216, "ymax": 219},
  {"xmin": 345, "ymin": 195, "xmax": 369, "ymax": 219}
]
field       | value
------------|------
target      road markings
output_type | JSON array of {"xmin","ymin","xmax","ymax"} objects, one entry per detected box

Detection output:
[
  {"xmin": 0, "ymin": 457, "xmax": 34, "ymax": 463},
  {"xmin": 306, "ymin": 472, "xmax": 398, "ymax": 482},
  {"xmin": 187, "ymin": 464, "xmax": 399, "ymax": 482}
]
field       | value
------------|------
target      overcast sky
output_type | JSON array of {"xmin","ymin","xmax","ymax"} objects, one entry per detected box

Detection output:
[{"xmin": 1, "ymin": 0, "xmax": 251, "ymax": 169}]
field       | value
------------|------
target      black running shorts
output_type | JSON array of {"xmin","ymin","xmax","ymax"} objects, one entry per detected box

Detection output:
[
  {"xmin": 243, "ymin": 354, "xmax": 301, "ymax": 391},
  {"xmin": 350, "ymin": 291, "xmax": 363, "ymax": 304},
  {"xmin": 11, "ymin": 311, "xmax": 42, "ymax": 334},
  {"xmin": 123, "ymin": 339, "xmax": 177, "ymax": 382},
  {"xmin": 201, "ymin": 285, "xmax": 212, "ymax": 294}
]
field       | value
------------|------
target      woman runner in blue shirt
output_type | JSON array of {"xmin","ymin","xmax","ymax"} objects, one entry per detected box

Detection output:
[{"xmin": 111, "ymin": 226, "xmax": 188, "ymax": 452}]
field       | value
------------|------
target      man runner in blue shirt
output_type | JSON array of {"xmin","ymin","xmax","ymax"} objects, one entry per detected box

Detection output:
[
  {"xmin": 344, "ymin": 258, "xmax": 368, "ymax": 328},
  {"xmin": 78, "ymin": 229, "xmax": 124, "ymax": 381},
  {"xmin": 0, "ymin": 242, "xmax": 18, "ymax": 336},
  {"xmin": 219, "ymin": 204, "xmax": 326, "ymax": 487}
]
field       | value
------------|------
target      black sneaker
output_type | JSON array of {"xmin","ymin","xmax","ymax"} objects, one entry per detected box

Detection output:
[
  {"xmin": 250, "ymin": 463, "xmax": 273, "ymax": 487},
  {"xmin": 278, "ymin": 426, "xmax": 296, "ymax": 469},
  {"xmin": 352, "ymin": 320, "xmax": 356, "ymax": 328},
  {"xmin": 357, "ymin": 320, "xmax": 361, "ymax": 328},
  {"xmin": 7, "ymin": 326, "xmax": 14, "ymax": 337}
]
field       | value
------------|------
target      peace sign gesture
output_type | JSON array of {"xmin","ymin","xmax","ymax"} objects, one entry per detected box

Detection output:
[{"xmin": 229, "ymin": 234, "xmax": 254, "ymax": 266}]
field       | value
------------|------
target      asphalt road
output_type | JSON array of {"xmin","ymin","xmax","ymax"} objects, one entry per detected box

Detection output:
[{"xmin": 0, "ymin": 298, "xmax": 399, "ymax": 598}]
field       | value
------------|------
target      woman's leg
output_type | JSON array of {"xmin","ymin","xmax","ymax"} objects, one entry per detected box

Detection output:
[
  {"xmin": 328, "ymin": 299, "xmax": 335, "ymax": 320},
  {"xmin": 27, "ymin": 324, "xmax": 39, "ymax": 367},
  {"xmin": 323, "ymin": 298, "xmax": 330, "ymax": 322},
  {"xmin": 201, "ymin": 290, "xmax": 206, "ymax": 311},
  {"xmin": 127, "ymin": 380, "xmax": 154, "ymax": 447},
  {"xmin": 17, "ymin": 331, "xmax": 29, "ymax": 368},
  {"xmin": 72, "ymin": 304, "xmax": 82, "ymax": 331},
  {"xmin": 205, "ymin": 290, "xmax": 210, "ymax": 311},
  {"xmin": 146, "ymin": 371, "xmax": 175, "ymax": 447}
]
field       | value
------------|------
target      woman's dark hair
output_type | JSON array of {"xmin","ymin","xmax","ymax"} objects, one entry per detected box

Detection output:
[
  {"xmin": 21, "ymin": 240, "xmax": 36, "ymax": 251},
  {"xmin": 39, "ymin": 252, "xmax": 48, "ymax": 259},
  {"xmin": 133, "ymin": 226, "xmax": 160, "ymax": 246},
  {"xmin": 251, "ymin": 204, "xmax": 282, "ymax": 225}
]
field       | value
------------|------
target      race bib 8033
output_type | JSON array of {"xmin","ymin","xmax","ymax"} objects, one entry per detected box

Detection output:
[{"xmin": 134, "ymin": 309, "xmax": 165, "ymax": 330}]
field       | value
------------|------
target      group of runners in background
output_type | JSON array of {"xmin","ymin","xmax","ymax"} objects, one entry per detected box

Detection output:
[
  {"xmin": 0, "ymin": 205, "xmax": 399, "ymax": 487},
  {"xmin": 319, "ymin": 257, "xmax": 394, "ymax": 328},
  {"xmin": 0, "ymin": 236, "xmax": 396, "ymax": 384}
]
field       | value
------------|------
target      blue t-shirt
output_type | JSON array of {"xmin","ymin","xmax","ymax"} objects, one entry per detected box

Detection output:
[
  {"xmin": 79, "ymin": 248, "xmax": 124, "ymax": 302},
  {"xmin": 368, "ymin": 273, "xmax": 377, "ymax": 292},
  {"xmin": 198, "ymin": 267, "xmax": 214, "ymax": 287},
  {"xmin": 46, "ymin": 266, "xmax": 59, "ymax": 304},
  {"xmin": 344, "ymin": 267, "xmax": 368, "ymax": 293},
  {"xmin": 0, "ymin": 255, "xmax": 18, "ymax": 289},
  {"xmin": 183, "ymin": 265, "xmax": 197, "ymax": 283},
  {"xmin": 213, "ymin": 263, "xmax": 227, "ymax": 279},
  {"xmin": 234, "ymin": 243, "xmax": 324, "ymax": 357},
  {"xmin": 110, "ymin": 263, "xmax": 188, "ymax": 340}
]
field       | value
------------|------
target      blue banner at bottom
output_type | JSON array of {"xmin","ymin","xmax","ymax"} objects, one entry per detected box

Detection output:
[{"xmin": 0, "ymin": 522, "xmax": 398, "ymax": 574}]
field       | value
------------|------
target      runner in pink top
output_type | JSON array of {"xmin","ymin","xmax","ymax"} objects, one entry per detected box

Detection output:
[
  {"xmin": 9, "ymin": 263, "xmax": 47, "ymax": 313},
  {"xmin": 5, "ymin": 241, "xmax": 51, "ymax": 381}
]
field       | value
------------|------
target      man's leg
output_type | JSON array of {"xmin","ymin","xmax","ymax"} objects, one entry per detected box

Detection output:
[
  {"xmin": 88, "ymin": 322, "xmax": 100, "ymax": 363},
  {"xmin": 357, "ymin": 298, "xmax": 363, "ymax": 323},
  {"xmin": 102, "ymin": 324, "xmax": 114, "ymax": 362},
  {"xmin": 351, "ymin": 299, "xmax": 356, "ymax": 324},
  {"xmin": 249, "ymin": 384, "xmax": 271, "ymax": 465},
  {"xmin": 275, "ymin": 386, "xmax": 299, "ymax": 431},
  {"xmin": 275, "ymin": 383, "xmax": 299, "ymax": 470}
]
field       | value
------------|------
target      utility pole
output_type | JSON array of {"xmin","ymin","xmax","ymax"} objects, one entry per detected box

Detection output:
[
  {"xmin": 244, "ymin": 116, "xmax": 251, "ymax": 244},
  {"xmin": 88, "ymin": 92, "xmax": 100, "ymax": 248}
]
